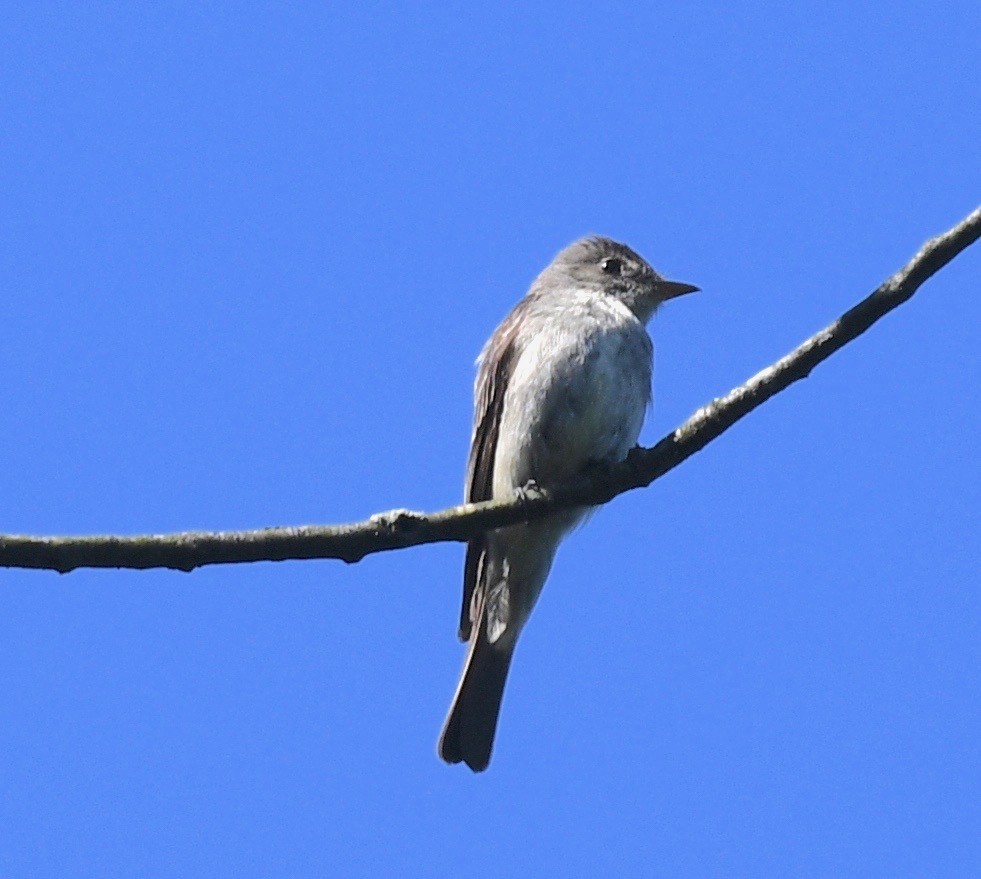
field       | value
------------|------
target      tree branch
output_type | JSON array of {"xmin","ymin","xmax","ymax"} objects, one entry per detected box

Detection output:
[{"xmin": 3, "ymin": 206, "xmax": 979, "ymax": 574}]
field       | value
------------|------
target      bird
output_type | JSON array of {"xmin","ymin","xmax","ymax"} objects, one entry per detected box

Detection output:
[{"xmin": 438, "ymin": 236, "xmax": 697, "ymax": 771}]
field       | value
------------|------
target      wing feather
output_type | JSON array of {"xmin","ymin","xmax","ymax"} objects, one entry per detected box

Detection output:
[{"xmin": 458, "ymin": 302, "xmax": 528, "ymax": 640}]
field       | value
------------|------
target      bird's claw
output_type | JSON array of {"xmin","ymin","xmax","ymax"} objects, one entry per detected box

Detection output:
[{"xmin": 515, "ymin": 480, "xmax": 544, "ymax": 503}]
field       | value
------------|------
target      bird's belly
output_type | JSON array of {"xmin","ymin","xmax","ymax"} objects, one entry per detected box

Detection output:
[
  {"xmin": 538, "ymin": 355, "xmax": 646, "ymax": 471},
  {"xmin": 494, "ymin": 329, "xmax": 650, "ymax": 494}
]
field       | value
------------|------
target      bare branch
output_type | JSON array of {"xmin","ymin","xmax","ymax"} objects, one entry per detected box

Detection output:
[{"xmin": 3, "ymin": 206, "xmax": 979, "ymax": 574}]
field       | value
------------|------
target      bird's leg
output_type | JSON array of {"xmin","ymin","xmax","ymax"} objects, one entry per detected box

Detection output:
[{"xmin": 515, "ymin": 479, "xmax": 544, "ymax": 503}]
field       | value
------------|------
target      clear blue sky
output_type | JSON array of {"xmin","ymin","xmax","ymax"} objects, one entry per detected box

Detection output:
[{"xmin": 2, "ymin": 4, "xmax": 978, "ymax": 877}]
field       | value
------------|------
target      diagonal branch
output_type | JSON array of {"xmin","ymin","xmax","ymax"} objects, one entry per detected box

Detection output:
[{"xmin": 2, "ymin": 206, "xmax": 979, "ymax": 574}]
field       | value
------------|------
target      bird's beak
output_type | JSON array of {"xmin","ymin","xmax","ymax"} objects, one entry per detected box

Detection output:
[{"xmin": 658, "ymin": 280, "xmax": 700, "ymax": 301}]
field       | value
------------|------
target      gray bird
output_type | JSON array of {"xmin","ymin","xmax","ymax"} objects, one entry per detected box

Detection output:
[{"xmin": 438, "ymin": 236, "xmax": 697, "ymax": 771}]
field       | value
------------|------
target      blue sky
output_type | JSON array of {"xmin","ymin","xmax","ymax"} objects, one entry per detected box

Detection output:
[{"xmin": 2, "ymin": 3, "xmax": 978, "ymax": 877}]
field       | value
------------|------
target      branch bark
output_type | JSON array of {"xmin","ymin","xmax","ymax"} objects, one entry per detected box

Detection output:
[{"xmin": 3, "ymin": 206, "xmax": 979, "ymax": 574}]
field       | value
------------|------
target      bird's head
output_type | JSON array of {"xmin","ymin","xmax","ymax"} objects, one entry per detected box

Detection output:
[{"xmin": 547, "ymin": 236, "xmax": 698, "ymax": 322}]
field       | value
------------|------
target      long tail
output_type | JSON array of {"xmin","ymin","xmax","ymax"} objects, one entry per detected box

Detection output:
[{"xmin": 438, "ymin": 627, "xmax": 516, "ymax": 772}]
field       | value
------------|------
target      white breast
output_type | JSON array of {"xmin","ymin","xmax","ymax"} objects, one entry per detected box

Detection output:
[{"xmin": 493, "ymin": 296, "xmax": 652, "ymax": 497}]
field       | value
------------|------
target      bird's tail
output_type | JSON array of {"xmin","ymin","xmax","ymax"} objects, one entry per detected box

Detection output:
[{"xmin": 438, "ymin": 626, "xmax": 516, "ymax": 772}]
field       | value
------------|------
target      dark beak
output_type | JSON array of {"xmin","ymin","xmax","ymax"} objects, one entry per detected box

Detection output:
[{"xmin": 658, "ymin": 279, "xmax": 700, "ymax": 301}]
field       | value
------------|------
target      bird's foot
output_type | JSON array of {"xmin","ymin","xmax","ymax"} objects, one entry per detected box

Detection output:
[{"xmin": 515, "ymin": 479, "xmax": 544, "ymax": 502}]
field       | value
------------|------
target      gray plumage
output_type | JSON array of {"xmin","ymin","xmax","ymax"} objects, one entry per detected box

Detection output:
[{"xmin": 438, "ymin": 236, "xmax": 697, "ymax": 771}]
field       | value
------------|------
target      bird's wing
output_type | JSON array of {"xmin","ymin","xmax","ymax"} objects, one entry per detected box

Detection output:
[{"xmin": 459, "ymin": 302, "xmax": 528, "ymax": 641}]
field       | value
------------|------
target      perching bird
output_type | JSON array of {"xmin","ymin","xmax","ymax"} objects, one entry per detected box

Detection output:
[{"xmin": 438, "ymin": 236, "xmax": 697, "ymax": 771}]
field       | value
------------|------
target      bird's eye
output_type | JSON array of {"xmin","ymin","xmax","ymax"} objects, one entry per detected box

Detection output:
[{"xmin": 601, "ymin": 257, "xmax": 623, "ymax": 275}]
